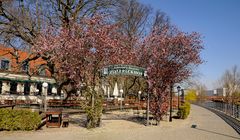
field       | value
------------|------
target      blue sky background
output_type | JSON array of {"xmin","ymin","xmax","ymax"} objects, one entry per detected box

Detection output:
[{"xmin": 140, "ymin": 0, "xmax": 240, "ymax": 89}]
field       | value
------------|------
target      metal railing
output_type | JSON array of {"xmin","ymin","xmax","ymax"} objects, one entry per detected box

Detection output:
[
  {"xmin": 196, "ymin": 101, "xmax": 240, "ymax": 134},
  {"xmin": 204, "ymin": 101, "xmax": 240, "ymax": 119}
]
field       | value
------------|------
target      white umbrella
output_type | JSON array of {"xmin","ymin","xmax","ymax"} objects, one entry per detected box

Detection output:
[
  {"xmin": 107, "ymin": 86, "xmax": 110, "ymax": 99},
  {"xmin": 102, "ymin": 85, "xmax": 107, "ymax": 95},
  {"xmin": 112, "ymin": 82, "xmax": 119, "ymax": 98}
]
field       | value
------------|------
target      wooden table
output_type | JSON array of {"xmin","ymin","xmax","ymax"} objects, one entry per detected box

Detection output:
[{"xmin": 46, "ymin": 109, "xmax": 62, "ymax": 128}]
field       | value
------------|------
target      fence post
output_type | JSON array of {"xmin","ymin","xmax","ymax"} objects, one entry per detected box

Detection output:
[
  {"xmin": 232, "ymin": 104, "xmax": 234, "ymax": 117},
  {"xmin": 237, "ymin": 105, "xmax": 239, "ymax": 118}
]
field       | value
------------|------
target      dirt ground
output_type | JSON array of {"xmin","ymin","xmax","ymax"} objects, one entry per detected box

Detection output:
[{"xmin": 0, "ymin": 105, "xmax": 239, "ymax": 140}]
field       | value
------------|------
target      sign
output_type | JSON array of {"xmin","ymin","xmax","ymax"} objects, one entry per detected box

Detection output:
[{"xmin": 102, "ymin": 65, "xmax": 146, "ymax": 77}]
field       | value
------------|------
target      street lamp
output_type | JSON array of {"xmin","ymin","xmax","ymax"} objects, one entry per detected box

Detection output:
[
  {"xmin": 181, "ymin": 89, "xmax": 185, "ymax": 105},
  {"xmin": 138, "ymin": 91, "xmax": 142, "ymax": 104},
  {"xmin": 42, "ymin": 82, "xmax": 48, "ymax": 112},
  {"xmin": 169, "ymin": 85, "xmax": 173, "ymax": 122},
  {"xmin": 177, "ymin": 86, "xmax": 181, "ymax": 110},
  {"xmin": 120, "ymin": 89, "xmax": 123, "ymax": 111}
]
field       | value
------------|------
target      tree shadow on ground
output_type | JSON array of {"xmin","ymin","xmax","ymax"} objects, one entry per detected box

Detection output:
[
  {"xmin": 191, "ymin": 125, "xmax": 240, "ymax": 139},
  {"xmin": 68, "ymin": 111, "xmax": 162, "ymax": 128},
  {"xmin": 69, "ymin": 115, "xmax": 87, "ymax": 128},
  {"xmin": 101, "ymin": 112, "xmax": 160, "ymax": 126},
  {"xmin": 102, "ymin": 115, "xmax": 147, "ymax": 125}
]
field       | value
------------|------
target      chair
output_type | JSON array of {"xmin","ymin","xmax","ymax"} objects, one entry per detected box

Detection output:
[{"xmin": 62, "ymin": 114, "xmax": 69, "ymax": 127}]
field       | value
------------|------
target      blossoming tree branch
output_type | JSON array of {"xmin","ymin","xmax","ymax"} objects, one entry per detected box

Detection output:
[{"xmin": 32, "ymin": 14, "xmax": 203, "ymax": 128}]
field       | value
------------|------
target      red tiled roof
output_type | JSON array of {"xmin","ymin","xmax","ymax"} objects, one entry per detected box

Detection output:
[{"xmin": 0, "ymin": 44, "xmax": 50, "ymax": 76}]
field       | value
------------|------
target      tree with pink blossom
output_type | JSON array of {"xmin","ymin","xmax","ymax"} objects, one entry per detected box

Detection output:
[
  {"xmin": 33, "ymin": 14, "xmax": 203, "ymax": 127},
  {"xmin": 33, "ymin": 16, "xmax": 136, "ymax": 128},
  {"xmin": 138, "ymin": 27, "xmax": 203, "ymax": 123}
]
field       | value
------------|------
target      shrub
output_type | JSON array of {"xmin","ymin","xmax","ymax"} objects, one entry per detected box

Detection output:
[
  {"xmin": 82, "ymin": 87, "xmax": 103, "ymax": 129},
  {"xmin": 0, "ymin": 109, "xmax": 41, "ymax": 131},
  {"xmin": 177, "ymin": 102, "xmax": 191, "ymax": 119},
  {"xmin": 185, "ymin": 89, "xmax": 197, "ymax": 102}
]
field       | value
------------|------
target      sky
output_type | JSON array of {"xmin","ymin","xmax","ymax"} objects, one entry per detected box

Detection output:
[{"xmin": 140, "ymin": 0, "xmax": 240, "ymax": 89}]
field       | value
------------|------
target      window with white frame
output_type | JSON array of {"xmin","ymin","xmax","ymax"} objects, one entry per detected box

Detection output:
[{"xmin": 1, "ymin": 59, "xmax": 10, "ymax": 70}]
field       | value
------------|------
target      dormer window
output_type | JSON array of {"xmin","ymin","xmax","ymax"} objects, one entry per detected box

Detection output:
[
  {"xmin": 1, "ymin": 59, "xmax": 10, "ymax": 70},
  {"xmin": 22, "ymin": 61, "xmax": 29, "ymax": 72},
  {"xmin": 38, "ymin": 66, "xmax": 46, "ymax": 76}
]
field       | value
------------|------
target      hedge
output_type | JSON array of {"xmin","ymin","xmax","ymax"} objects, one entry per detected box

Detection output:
[
  {"xmin": 0, "ymin": 109, "xmax": 41, "ymax": 131},
  {"xmin": 177, "ymin": 102, "xmax": 191, "ymax": 119}
]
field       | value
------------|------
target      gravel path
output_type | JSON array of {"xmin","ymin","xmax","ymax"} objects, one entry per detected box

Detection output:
[{"xmin": 0, "ymin": 104, "xmax": 239, "ymax": 140}]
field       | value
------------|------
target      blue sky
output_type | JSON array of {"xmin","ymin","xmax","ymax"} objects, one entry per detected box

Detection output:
[{"xmin": 140, "ymin": 0, "xmax": 240, "ymax": 89}]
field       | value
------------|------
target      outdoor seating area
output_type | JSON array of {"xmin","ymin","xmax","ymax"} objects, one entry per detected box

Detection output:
[
  {"xmin": 0, "ymin": 99, "xmax": 35, "ymax": 106},
  {"xmin": 45, "ymin": 109, "xmax": 69, "ymax": 128},
  {"xmin": 0, "ymin": 99, "xmax": 82, "ymax": 108},
  {"xmin": 48, "ymin": 99, "xmax": 81, "ymax": 107},
  {"xmin": 102, "ymin": 99, "xmax": 147, "ymax": 111}
]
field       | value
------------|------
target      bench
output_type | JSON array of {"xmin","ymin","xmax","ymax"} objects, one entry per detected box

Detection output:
[{"xmin": 62, "ymin": 114, "xmax": 69, "ymax": 127}]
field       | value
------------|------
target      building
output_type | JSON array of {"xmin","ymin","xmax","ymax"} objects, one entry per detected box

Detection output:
[
  {"xmin": 215, "ymin": 88, "xmax": 227, "ymax": 96},
  {"xmin": 205, "ymin": 90, "xmax": 215, "ymax": 96},
  {"xmin": 0, "ymin": 45, "xmax": 60, "ymax": 104}
]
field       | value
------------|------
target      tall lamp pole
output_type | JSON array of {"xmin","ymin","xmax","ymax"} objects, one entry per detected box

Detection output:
[
  {"xmin": 42, "ymin": 82, "xmax": 48, "ymax": 112},
  {"xmin": 181, "ymin": 89, "xmax": 185, "ymax": 104},
  {"xmin": 120, "ymin": 89, "xmax": 123, "ymax": 111},
  {"xmin": 177, "ymin": 86, "xmax": 181, "ymax": 110},
  {"xmin": 146, "ymin": 90, "xmax": 150, "ymax": 126},
  {"xmin": 144, "ymin": 70, "xmax": 149, "ymax": 126},
  {"xmin": 138, "ymin": 91, "xmax": 141, "ymax": 104},
  {"xmin": 169, "ymin": 85, "xmax": 173, "ymax": 122}
]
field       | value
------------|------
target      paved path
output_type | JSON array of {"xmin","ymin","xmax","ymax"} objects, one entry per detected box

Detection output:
[{"xmin": 0, "ymin": 105, "xmax": 239, "ymax": 140}]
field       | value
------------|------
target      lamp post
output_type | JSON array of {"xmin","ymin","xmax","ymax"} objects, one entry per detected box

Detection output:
[
  {"xmin": 120, "ymin": 89, "xmax": 123, "ymax": 111},
  {"xmin": 35, "ymin": 89, "xmax": 40, "ymax": 110},
  {"xmin": 138, "ymin": 91, "xmax": 141, "ymax": 104},
  {"xmin": 146, "ymin": 89, "xmax": 150, "ymax": 126},
  {"xmin": 169, "ymin": 85, "xmax": 173, "ymax": 122},
  {"xmin": 144, "ymin": 70, "xmax": 150, "ymax": 126},
  {"xmin": 181, "ymin": 89, "xmax": 185, "ymax": 105},
  {"xmin": 42, "ymin": 82, "xmax": 48, "ymax": 112},
  {"xmin": 177, "ymin": 86, "xmax": 181, "ymax": 110}
]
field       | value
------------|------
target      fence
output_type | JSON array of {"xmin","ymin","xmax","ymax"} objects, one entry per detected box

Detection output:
[{"xmin": 204, "ymin": 101, "xmax": 240, "ymax": 119}]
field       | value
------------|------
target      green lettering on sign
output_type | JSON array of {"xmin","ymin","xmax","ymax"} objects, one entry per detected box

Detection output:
[{"xmin": 102, "ymin": 65, "xmax": 147, "ymax": 77}]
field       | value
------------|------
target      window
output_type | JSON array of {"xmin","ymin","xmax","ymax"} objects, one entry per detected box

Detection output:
[
  {"xmin": 47, "ymin": 84, "xmax": 52, "ymax": 95},
  {"xmin": 36, "ymin": 83, "xmax": 42, "ymax": 95},
  {"xmin": 10, "ymin": 81, "xmax": 17, "ymax": 94},
  {"xmin": 22, "ymin": 61, "xmax": 29, "ymax": 72},
  {"xmin": 1, "ymin": 60, "xmax": 10, "ymax": 70},
  {"xmin": 0, "ymin": 81, "xmax": 2, "ymax": 94},
  {"xmin": 24, "ymin": 82, "xmax": 30, "ymax": 95}
]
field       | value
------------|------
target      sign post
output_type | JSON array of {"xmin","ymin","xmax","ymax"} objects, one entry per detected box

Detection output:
[
  {"xmin": 101, "ymin": 64, "xmax": 150, "ymax": 125},
  {"xmin": 102, "ymin": 65, "xmax": 146, "ymax": 77}
]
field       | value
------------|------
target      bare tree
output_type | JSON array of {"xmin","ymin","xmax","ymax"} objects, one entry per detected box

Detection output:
[
  {"xmin": 0, "ymin": 0, "xmax": 119, "ymax": 97},
  {"xmin": 113, "ymin": 0, "xmax": 151, "ymax": 40},
  {"xmin": 0, "ymin": 0, "xmax": 118, "ymax": 48},
  {"xmin": 109, "ymin": 0, "xmax": 151, "ymax": 97},
  {"xmin": 0, "ymin": 1, "xmax": 38, "ymax": 48},
  {"xmin": 151, "ymin": 10, "xmax": 171, "ymax": 33},
  {"xmin": 220, "ymin": 65, "xmax": 240, "ymax": 104},
  {"xmin": 196, "ymin": 83, "xmax": 207, "ymax": 103}
]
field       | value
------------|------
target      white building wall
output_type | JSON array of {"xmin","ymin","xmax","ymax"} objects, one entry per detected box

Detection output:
[
  {"xmin": 17, "ymin": 83, "xmax": 24, "ymax": 95},
  {"xmin": 2, "ymin": 81, "xmax": 10, "ymax": 94},
  {"xmin": 30, "ymin": 83, "xmax": 36, "ymax": 95},
  {"xmin": 0, "ymin": 72, "xmax": 60, "ymax": 103}
]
